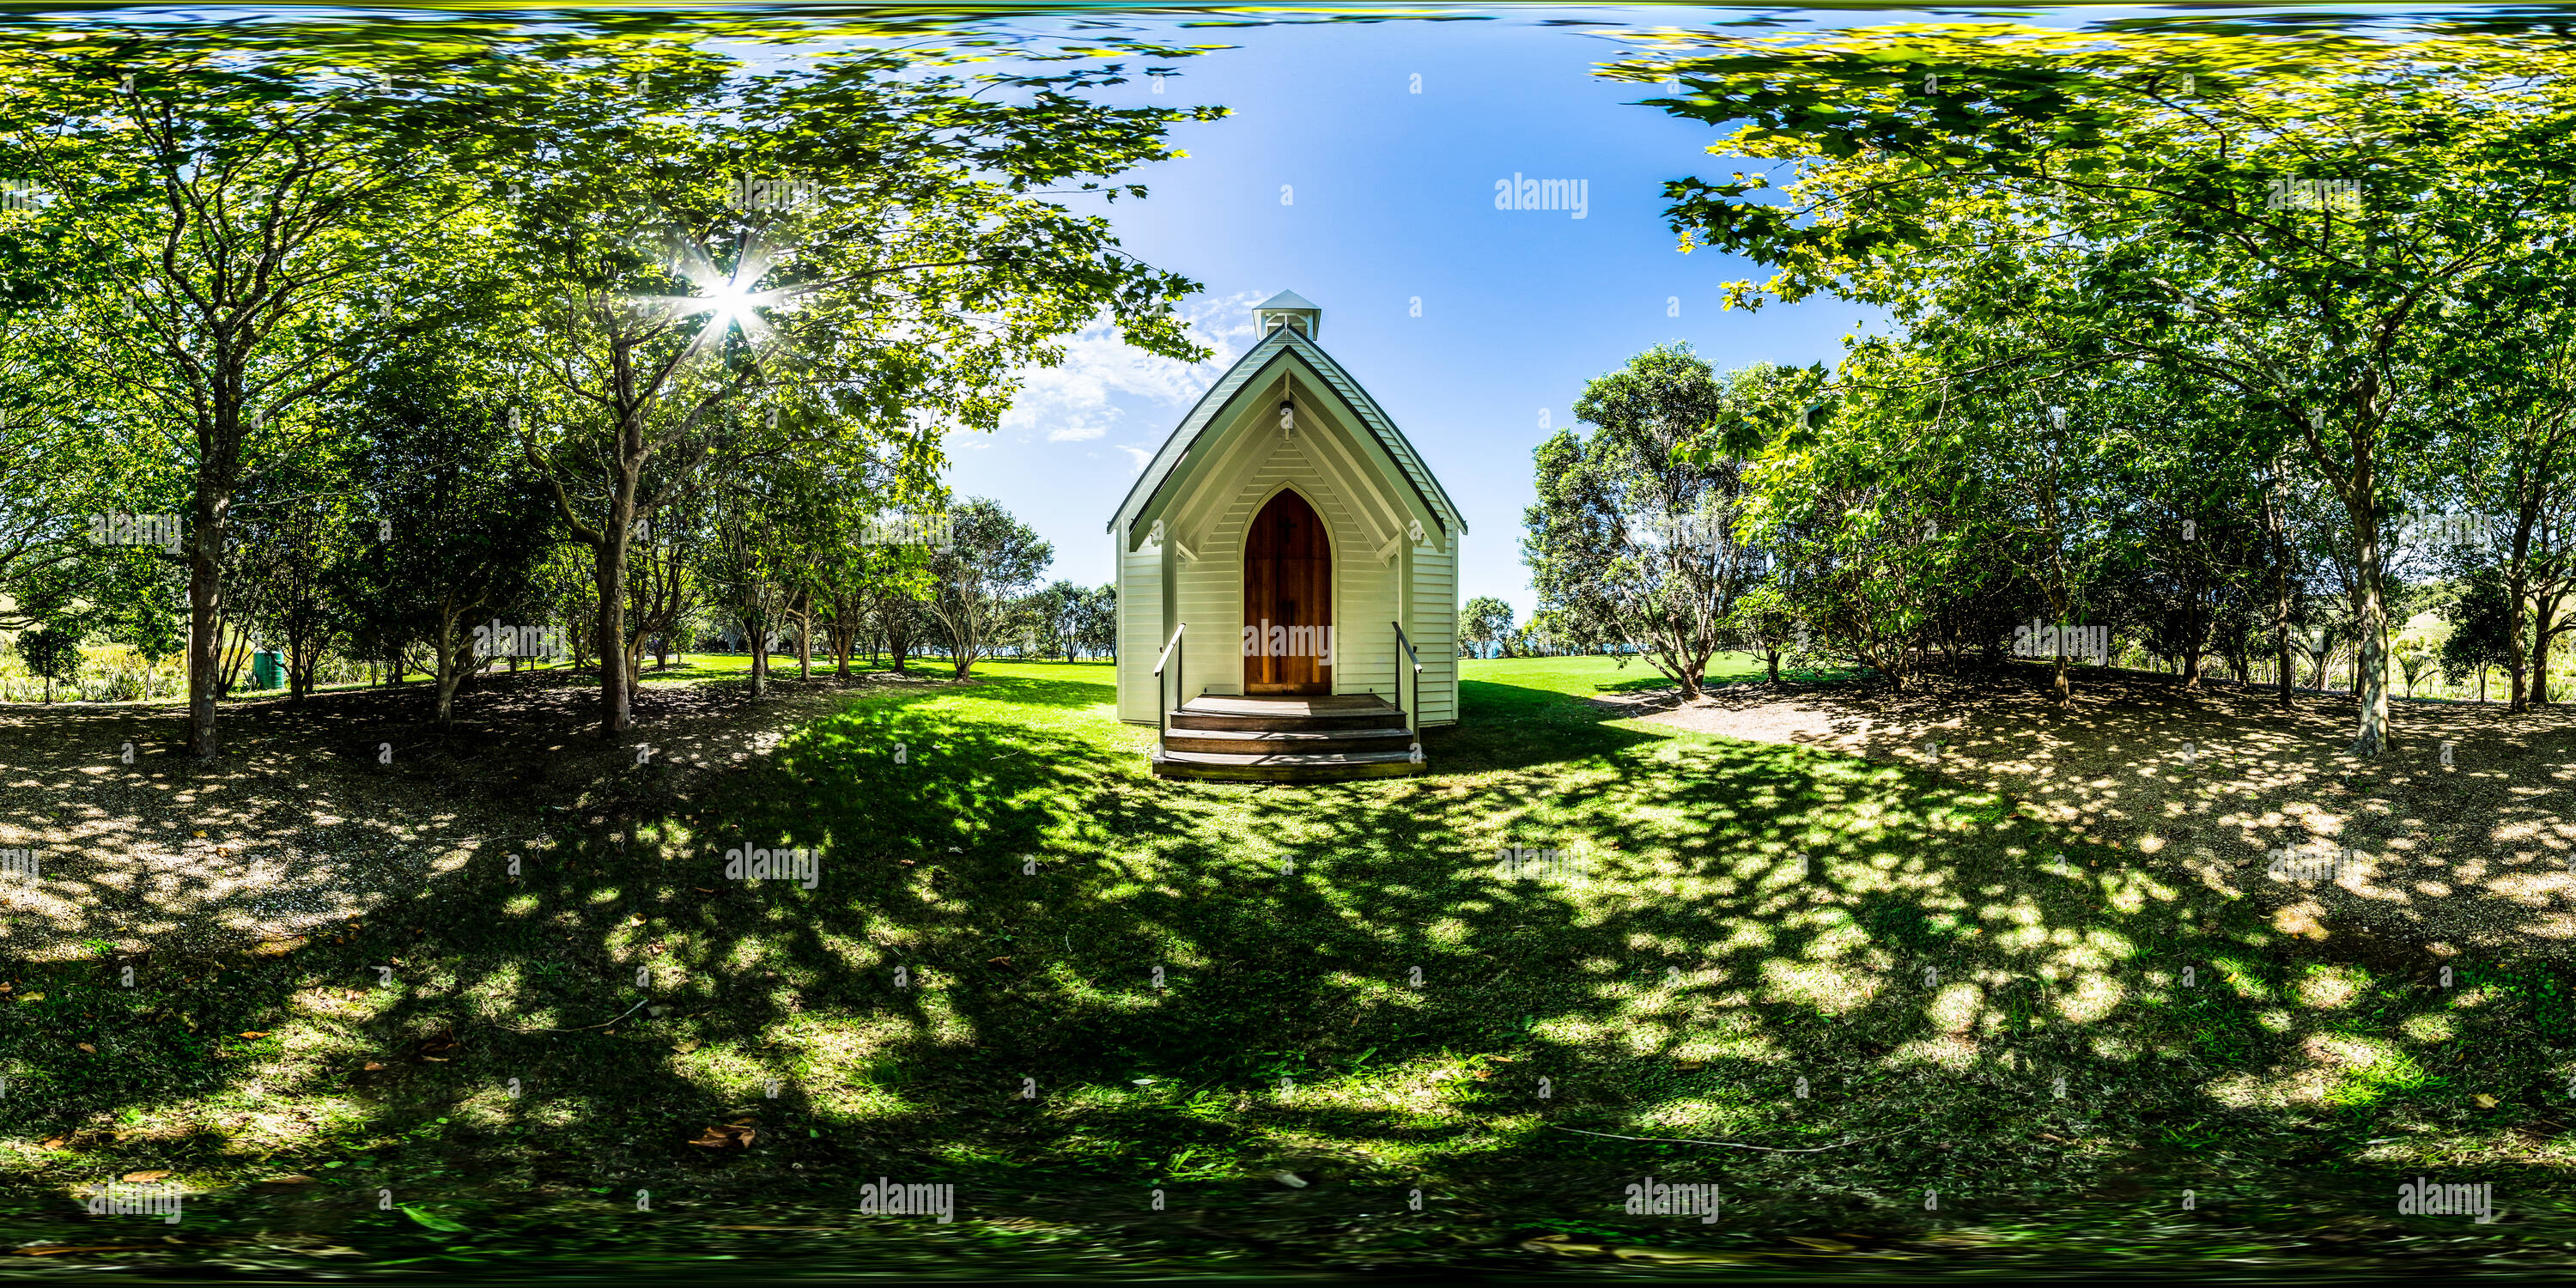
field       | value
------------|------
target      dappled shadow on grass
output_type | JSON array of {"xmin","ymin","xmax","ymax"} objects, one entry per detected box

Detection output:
[
  {"xmin": 1434, "ymin": 679, "xmax": 1668, "ymax": 775},
  {"xmin": 9, "ymin": 663, "xmax": 2576, "ymax": 1272}
]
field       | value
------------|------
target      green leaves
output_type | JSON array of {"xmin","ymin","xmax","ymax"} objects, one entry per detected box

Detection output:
[{"xmin": 401, "ymin": 1204, "xmax": 471, "ymax": 1233}]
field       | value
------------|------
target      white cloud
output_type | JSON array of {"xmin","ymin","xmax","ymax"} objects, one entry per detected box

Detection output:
[
  {"xmin": 1114, "ymin": 444, "xmax": 1154, "ymax": 472},
  {"xmin": 1004, "ymin": 292, "xmax": 1262, "ymax": 443}
]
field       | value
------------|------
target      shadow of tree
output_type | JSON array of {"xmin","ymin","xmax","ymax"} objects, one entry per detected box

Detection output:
[{"xmin": 6, "ymin": 661, "xmax": 2569, "ymax": 1269}]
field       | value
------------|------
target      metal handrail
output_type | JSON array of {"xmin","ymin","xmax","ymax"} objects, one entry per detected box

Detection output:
[
  {"xmin": 1391, "ymin": 621, "xmax": 1423, "ymax": 756},
  {"xmin": 1153, "ymin": 622, "xmax": 1186, "ymax": 750}
]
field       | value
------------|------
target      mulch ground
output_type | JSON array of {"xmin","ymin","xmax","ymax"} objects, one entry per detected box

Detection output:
[
  {"xmin": 0, "ymin": 665, "xmax": 957, "ymax": 961},
  {"xmin": 1603, "ymin": 666, "xmax": 2576, "ymax": 954}
]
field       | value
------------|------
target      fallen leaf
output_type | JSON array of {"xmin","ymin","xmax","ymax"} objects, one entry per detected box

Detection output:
[
  {"xmin": 2477, "ymin": 1094, "xmax": 2500, "ymax": 1109},
  {"xmin": 675, "ymin": 1039, "xmax": 702, "ymax": 1054},
  {"xmin": 400, "ymin": 1030, "xmax": 462, "ymax": 1062},
  {"xmin": 19, "ymin": 992, "xmax": 39, "ymax": 1001},
  {"xmin": 363, "ymin": 1062, "xmax": 386, "ymax": 1072},
  {"xmin": 120, "ymin": 1170, "xmax": 171, "ymax": 1182},
  {"xmin": 239, "ymin": 1031, "xmax": 268, "ymax": 1039},
  {"xmin": 75, "ymin": 1042, "xmax": 95, "ymax": 1053},
  {"xmin": 192, "ymin": 831, "xmax": 205, "ymax": 838},
  {"xmin": 686, "ymin": 1123, "xmax": 756, "ymax": 1149},
  {"xmin": 1272, "ymin": 1170, "xmax": 1308, "ymax": 1188}
]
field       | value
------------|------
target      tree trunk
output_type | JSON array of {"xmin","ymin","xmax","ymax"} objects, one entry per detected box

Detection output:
[
  {"xmin": 592, "ymin": 532, "xmax": 632, "ymax": 736},
  {"xmin": 2261, "ymin": 465, "xmax": 2296, "ymax": 710},
  {"xmin": 797, "ymin": 595, "xmax": 814, "ymax": 681},
  {"xmin": 2534, "ymin": 598, "xmax": 2561, "ymax": 706},
  {"xmin": 1765, "ymin": 648, "xmax": 1781, "ymax": 683},
  {"xmin": 186, "ymin": 485, "xmax": 228, "ymax": 757},
  {"xmin": 434, "ymin": 605, "xmax": 467, "ymax": 725},
  {"xmin": 2347, "ymin": 537, "xmax": 2392, "ymax": 756}
]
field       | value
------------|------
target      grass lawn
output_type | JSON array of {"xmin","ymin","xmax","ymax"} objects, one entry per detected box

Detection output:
[{"xmin": 0, "ymin": 655, "xmax": 2567, "ymax": 1273}]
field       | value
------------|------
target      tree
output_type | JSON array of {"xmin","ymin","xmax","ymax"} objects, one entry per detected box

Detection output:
[
  {"xmin": 1072, "ymin": 584, "xmax": 1119, "ymax": 661},
  {"xmin": 238, "ymin": 451, "xmax": 363, "ymax": 702},
  {"xmin": 2, "ymin": 41, "xmax": 497, "ymax": 756},
  {"xmin": 927, "ymin": 498, "xmax": 1052, "ymax": 680},
  {"xmin": 704, "ymin": 457, "xmax": 823, "ymax": 701},
  {"xmin": 1022, "ymin": 580, "xmax": 1085, "ymax": 660},
  {"xmin": 1461, "ymin": 596, "xmax": 1516, "ymax": 659},
  {"xmin": 1527, "ymin": 347, "xmax": 1789, "ymax": 699},
  {"xmin": 343, "ymin": 359, "xmax": 556, "ymax": 726},
  {"xmin": 1723, "ymin": 581, "xmax": 1801, "ymax": 683},
  {"xmin": 1634, "ymin": 22, "xmax": 2576, "ymax": 753},
  {"xmin": 2440, "ymin": 568, "xmax": 2517, "ymax": 703},
  {"xmin": 14, "ymin": 623, "xmax": 80, "ymax": 702},
  {"xmin": 2393, "ymin": 634, "xmax": 2436, "ymax": 699},
  {"xmin": 495, "ymin": 38, "xmax": 1217, "ymax": 738}
]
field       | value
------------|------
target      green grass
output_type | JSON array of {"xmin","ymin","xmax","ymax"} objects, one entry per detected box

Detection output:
[{"xmin": 3, "ymin": 656, "xmax": 2568, "ymax": 1273}]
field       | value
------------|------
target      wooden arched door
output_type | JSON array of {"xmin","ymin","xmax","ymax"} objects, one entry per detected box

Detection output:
[{"xmin": 1243, "ymin": 489, "xmax": 1333, "ymax": 695}]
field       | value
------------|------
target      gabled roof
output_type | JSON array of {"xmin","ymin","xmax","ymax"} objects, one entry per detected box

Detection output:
[{"xmin": 1104, "ymin": 324, "xmax": 1465, "ymax": 545}]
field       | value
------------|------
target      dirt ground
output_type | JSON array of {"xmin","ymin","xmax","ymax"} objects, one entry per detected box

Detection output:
[
  {"xmin": 0, "ymin": 665, "xmax": 946, "ymax": 962},
  {"xmin": 1601, "ymin": 667, "xmax": 2576, "ymax": 954}
]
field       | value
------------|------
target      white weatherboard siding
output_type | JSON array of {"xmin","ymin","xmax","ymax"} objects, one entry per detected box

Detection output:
[
  {"xmin": 1109, "ymin": 293, "xmax": 1464, "ymax": 727},
  {"xmin": 1117, "ymin": 538, "xmax": 1165, "ymax": 724},
  {"xmin": 1410, "ymin": 542, "xmax": 1458, "ymax": 725}
]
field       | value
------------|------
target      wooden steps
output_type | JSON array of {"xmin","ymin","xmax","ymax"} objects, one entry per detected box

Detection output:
[{"xmin": 1154, "ymin": 694, "xmax": 1425, "ymax": 782}]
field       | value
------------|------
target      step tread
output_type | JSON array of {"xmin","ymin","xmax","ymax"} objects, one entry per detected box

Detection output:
[
  {"xmin": 1168, "ymin": 726, "xmax": 1411, "ymax": 743},
  {"xmin": 1157, "ymin": 748, "xmax": 1420, "ymax": 767},
  {"xmin": 1178, "ymin": 694, "xmax": 1400, "ymax": 717}
]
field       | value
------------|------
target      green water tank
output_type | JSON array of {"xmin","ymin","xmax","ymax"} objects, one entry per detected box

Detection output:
[{"xmin": 251, "ymin": 650, "xmax": 283, "ymax": 690}]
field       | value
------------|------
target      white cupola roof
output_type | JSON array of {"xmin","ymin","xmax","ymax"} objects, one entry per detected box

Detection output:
[{"xmin": 1254, "ymin": 289, "xmax": 1321, "ymax": 339}]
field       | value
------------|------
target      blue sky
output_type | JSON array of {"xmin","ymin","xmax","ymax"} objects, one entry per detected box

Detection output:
[{"xmin": 944, "ymin": 10, "xmax": 1881, "ymax": 620}]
